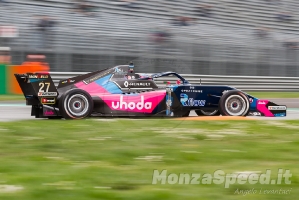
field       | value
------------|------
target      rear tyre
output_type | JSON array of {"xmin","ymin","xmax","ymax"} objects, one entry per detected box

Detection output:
[
  {"xmin": 59, "ymin": 88, "xmax": 94, "ymax": 119},
  {"xmin": 195, "ymin": 109, "xmax": 220, "ymax": 116},
  {"xmin": 47, "ymin": 116, "xmax": 62, "ymax": 119},
  {"xmin": 219, "ymin": 90, "xmax": 250, "ymax": 116}
]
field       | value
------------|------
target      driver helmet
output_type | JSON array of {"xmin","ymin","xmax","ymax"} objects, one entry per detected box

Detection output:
[{"xmin": 128, "ymin": 61, "xmax": 134, "ymax": 73}]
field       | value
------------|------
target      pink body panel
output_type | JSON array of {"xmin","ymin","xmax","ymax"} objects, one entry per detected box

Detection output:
[
  {"xmin": 75, "ymin": 81, "xmax": 166, "ymax": 113},
  {"xmin": 256, "ymin": 100, "xmax": 274, "ymax": 117},
  {"xmin": 102, "ymin": 91, "xmax": 166, "ymax": 113}
]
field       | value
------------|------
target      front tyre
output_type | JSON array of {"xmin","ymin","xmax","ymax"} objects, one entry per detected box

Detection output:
[
  {"xmin": 173, "ymin": 109, "xmax": 190, "ymax": 117},
  {"xmin": 218, "ymin": 90, "xmax": 249, "ymax": 116},
  {"xmin": 59, "ymin": 89, "xmax": 94, "ymax": 119},
  {"xmin": 195, "ymin": 109, "xmax": 220, "ymax": 116}
]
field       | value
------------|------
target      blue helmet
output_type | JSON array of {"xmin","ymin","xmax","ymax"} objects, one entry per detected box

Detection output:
[{"xmin": 129, "ymin": 62, "xmax": 134, "ymax": 73}]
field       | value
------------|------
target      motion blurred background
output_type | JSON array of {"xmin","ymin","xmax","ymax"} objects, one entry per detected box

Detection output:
[
  {"xmin": 0, "ymin": 0, "xmax": 299, "ymax": 76},
  {"xmin": 0, "ymin": 2, "xmax": 298, "ymax": 199}
]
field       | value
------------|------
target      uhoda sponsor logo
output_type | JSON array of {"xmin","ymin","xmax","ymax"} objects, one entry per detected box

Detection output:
[
  {"xmin": 44, "ymin": 110, "xmax": 54, "ymax": 116},
  {"xmin": 112, "ymin": 96, "xmax": 152, "ymax": 110},
  {"xmin": 258, "ymin": 101, "xmax": 266, "ymax": 105},
  {"xmin": 180, "ymin": 93, "xmax": 205, "ymax": 107}
]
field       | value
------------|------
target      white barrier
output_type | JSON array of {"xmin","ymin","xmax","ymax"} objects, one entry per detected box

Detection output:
[{"xmin": 49, "ymin": 72, "xmax": 299, "ymax": 91}]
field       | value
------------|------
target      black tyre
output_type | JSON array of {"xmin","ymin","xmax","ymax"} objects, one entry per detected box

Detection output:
[
  {"xmin": 47, "ymin": 116, "xmax": 63, "ymax": 119},
  {"xmin": 59, "ymin": 88, "xmax": 94, "ymax": 119},
  {"xmin": 173, "ymin": 109, "xmax": 190, "ymax": 117},
  {"xmin": 195, "ymin": 109, "xmax": 220, "ymax": 116},
  {"xmin": 182, "ymin": 110, "xmax": 190, "ymax": 117},
  {"xmin": 218, "ymin": 90, "xmax": 250, "ymax": 116}
]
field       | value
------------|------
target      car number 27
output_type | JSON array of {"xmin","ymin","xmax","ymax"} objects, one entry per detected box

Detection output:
[{"xmin": 39, "ymin": 82, "xmax": 50, "ymax": 92}]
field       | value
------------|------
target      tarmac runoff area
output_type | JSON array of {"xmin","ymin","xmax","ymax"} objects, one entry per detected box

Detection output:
[{"xmin": 0, "ymin": 98, "xmax": 298, "ymax": 122}]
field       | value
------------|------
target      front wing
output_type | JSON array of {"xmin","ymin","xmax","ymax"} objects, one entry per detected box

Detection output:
[{"xmin": 248, "ymin": 99, "xmax": 287, "ymax": 117}]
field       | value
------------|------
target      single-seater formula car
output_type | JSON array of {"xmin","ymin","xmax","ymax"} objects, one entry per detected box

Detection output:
[{"xmin": 14, "ymin": 64, "xmax": 287, "ymax": 119}]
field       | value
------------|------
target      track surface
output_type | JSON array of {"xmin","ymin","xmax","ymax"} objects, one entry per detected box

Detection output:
[{"xmin": 0, "ymin": 99, "xmax": 298, "ymax": 122}]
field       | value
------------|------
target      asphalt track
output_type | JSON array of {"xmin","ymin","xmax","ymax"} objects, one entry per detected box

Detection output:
[{"xmin": 0, "ymin": 98, "xmax": 298, "ymax": 122}]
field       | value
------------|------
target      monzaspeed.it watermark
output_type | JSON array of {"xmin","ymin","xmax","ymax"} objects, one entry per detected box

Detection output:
[{"xmin": 152, "ymin": 169, "xmax": 292, "ymax": 188}]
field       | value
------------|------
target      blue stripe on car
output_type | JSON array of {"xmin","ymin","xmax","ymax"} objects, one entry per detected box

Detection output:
[{"xmin": 95, "ymin": 75, "xmax": 123, "ymax": 94}]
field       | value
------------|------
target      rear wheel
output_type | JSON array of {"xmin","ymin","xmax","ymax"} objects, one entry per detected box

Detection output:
[
  {"xmin": 219, "ymin": 90, "xmax": 250, "ymax": 116},
  {"xmin": 47, "ymin": 116, "xmax": 62, "ymax": 119},
  {"xmin": 59, "ymin": 89, "xmax": 94, "ymax": 119},
  {"xmin": 195, "ymin": 109, "xmax": 220, "ymax": 116}
]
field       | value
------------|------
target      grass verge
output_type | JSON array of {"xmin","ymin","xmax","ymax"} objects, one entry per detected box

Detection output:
[
  {"xmin": 0, "ymin": 95, "xmax": 24, "ymax": 101},
  {"xmin": 0, "ymin": 119, "xmax": 297, "ymax": 200}
]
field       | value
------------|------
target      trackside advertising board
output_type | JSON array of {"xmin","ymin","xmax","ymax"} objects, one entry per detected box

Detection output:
[{"xmin": 0, "ymin": 64, "xmax": 7, "ymax": 94}]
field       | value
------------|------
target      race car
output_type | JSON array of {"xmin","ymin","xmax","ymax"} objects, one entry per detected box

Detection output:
[{"xmin": 14, "ymin": 64, "xmax": 287, "ymax": 119}]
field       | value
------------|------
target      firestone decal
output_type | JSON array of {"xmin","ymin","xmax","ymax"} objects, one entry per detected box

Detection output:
[
  {"xmin": 268, "ymin": 106, "xmax": 287, "ymax": 110},
  {"xmin": 38, "ymin": 92, "xmax": 58, "ymax": 97}
]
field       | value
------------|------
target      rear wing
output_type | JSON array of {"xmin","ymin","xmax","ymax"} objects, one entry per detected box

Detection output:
[{"xmin": 14, "ymin": 73, "xmax": 58, "ymax": 105}]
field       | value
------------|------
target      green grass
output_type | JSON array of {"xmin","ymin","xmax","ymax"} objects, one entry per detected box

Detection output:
[
  {"xmin": 0, "ymin": 119, "xmax": 297, "ymax": 200},
  {"xmin": 0, "ymin": 95, "xmax": 24, "ymax": 101}
]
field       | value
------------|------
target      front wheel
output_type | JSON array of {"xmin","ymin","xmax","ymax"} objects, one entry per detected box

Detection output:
[
  {"xmin": 59, "ymin": 89, "xmax": 94, "ymax": 119},
  {"xmin": 195, "ymin": 109, "xmax": 220, "ymax": 116},
  {"xmin": 173, "ymin": 109, "xmax": 190, "ymax": 117},
  {"xmin": 218, "ymin": 90, "xmax": 250, "ymax": 116}
]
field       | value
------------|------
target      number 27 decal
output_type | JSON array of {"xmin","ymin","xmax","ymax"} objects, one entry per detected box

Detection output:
[{"xmin": 39, "ymin": 82, "xmax": 50, "ymax": 92}]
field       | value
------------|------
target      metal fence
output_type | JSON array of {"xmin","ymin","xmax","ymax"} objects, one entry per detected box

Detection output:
[
  {"xmin": 50, "ymin": 72, "xmax": 299, "ymax": 92},
  {"xmin": 8, "ymin": 46, "xmax": 299, "ymax": 77},
  {"xmin": 1, "ymin": 0, "xmax": 299, "ymax": 77},
  {"xmin": 0, "ymin": 23, "xmax": 297, "ymax": 77}
]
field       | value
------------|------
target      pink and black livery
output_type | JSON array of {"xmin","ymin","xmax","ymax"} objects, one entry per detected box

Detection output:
[{"xmin": 14, "ymin": 64, "xmax": 287, "ymax": 119}]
